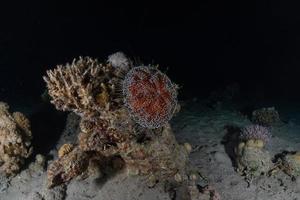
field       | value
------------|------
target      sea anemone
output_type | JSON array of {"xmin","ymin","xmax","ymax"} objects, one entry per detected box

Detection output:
[
  {"xmin": 122, "ymin": 66, "xmax": 178, "ymax": 128},
  {"xmin": 240, "ymin": 124, "xmax": 271, "ymax": 144}
]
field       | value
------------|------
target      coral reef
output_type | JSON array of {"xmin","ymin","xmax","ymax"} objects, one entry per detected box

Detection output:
[
  {"xmin": 239, "ymin": 124, "xmax": 272, "ymax": 145},
  {"xmin": 0, "ymin": 102, "xmax": 33, "ymax": 176},
  {"xmin": 252, "ymin": 107, "xmax": 281, "ymax": 126},
  {"xmin": 44, "ymin": 52, "xmax": 198, "ymax": 196}
]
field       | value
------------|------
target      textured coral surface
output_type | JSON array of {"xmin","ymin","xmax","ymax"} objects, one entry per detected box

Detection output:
[
  {"xmin": 0, "ymin": 102, "xmax": 32, "ymax": 176},
  {"xmin": 44, "ymin": 57, "xmax": 123, "ymax": 118}
]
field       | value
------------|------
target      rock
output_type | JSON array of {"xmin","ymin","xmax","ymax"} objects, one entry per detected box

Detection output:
[
  {"xmin": 214, "ymin": 152, "xmax": 232, "ymax": 165},
  {"xmin": 43, "ymin": 184, "xmax": 66, "ymax": 200},
  {"xmin": 0, "ymin": 175, "xmax": 9, "ymax": 193},
  {"xmin": 27, "ymin": 192, "xmax": 43, "ymax": 200}
]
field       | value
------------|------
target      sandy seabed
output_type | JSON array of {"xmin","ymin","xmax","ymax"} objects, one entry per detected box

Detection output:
[{"xmin": 0, "ymin": 100, "xmax": 300, "ymax": 200}]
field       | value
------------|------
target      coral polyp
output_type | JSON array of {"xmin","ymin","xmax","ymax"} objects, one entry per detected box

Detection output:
[{"xmin": 123, "ymin": 66, "xmax": 178, "ymax": 128}]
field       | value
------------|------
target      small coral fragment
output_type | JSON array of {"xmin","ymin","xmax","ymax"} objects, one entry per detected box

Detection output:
[
  {"xmin": 12, "ymin": 112, "xmax": 32, "ymax": 138},
  {"xmin": 252, "ymin": 107, "xmax": 281, "ymax": 126},
  {"xmin": 58, "ymin": 144, "xmax": 74, "ymax": 158},
  {"xmin": 0, "ymin": 102, "xmax": 33, "ymax": 176}
]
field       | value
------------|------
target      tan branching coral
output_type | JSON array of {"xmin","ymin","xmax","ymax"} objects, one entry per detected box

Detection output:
[
  {"xmin": 0, "ymin": 102, "xmax": 32, "ymax": 176},
  {"xmin": 43, "ymin": 57, "xmax": 124, "ymax": 118}
]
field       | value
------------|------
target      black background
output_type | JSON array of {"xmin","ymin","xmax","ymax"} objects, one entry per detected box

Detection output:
[{"xmin": 0, "ymin": 1, "xmax": 299, "ymax": 101}]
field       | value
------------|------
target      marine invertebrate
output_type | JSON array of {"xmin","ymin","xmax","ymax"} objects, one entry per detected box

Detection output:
[
  {"xmin": 252, "ymin": 107, "xmax": 281, "ymax": 126},
  {"xmin": 123, "ymin": 66, "xmax": 178, "ymax": 128},
  {"xmin": 0, "ymin": 102, "xmax": 33, "ymax": 176},
  {"xmin": 107, "ymin": 51, "xmax": 130, "ymax": 69},
  {"xmin": 43, "ymin": 57, "xmax": 123, "ymax": 118},
  {"xmin": 240, "ymin": 124, "xmax": 271, "ymax": 145}
]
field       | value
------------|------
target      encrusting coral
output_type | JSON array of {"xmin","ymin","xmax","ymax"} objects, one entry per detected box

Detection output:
[
  {"xmin": 235, "ymin": 124, "xmax": 272, "ymax": 182},
  {"xmin": 44, "ymin": 52, "xmax": 196, "ymax": 195},
  {"xmin": 47, "ymin": 146, "xmax": 90, "ymax": 188},
  {"xmin": 0, "ymin": 102, "xmax": 33, "ymax": 176}
]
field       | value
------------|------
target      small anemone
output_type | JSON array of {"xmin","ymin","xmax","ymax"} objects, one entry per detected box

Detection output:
[{"xmin": 240, "ymin": 124, "xmax": 272, "ymax": 144}]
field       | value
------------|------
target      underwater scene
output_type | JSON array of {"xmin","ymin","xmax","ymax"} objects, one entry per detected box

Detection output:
[{"xmin": 0, "ymin": 2, "xmax": 299, "ymax": 200}]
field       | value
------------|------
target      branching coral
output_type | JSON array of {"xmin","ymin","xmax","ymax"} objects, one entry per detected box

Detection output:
[
  {"xmin": 43, "ymin": 57, "xmax": 124, "ymax": 118},
  {"xmin": 0, "ymin": 102, "xmax": 33, "ymax": 176}
]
